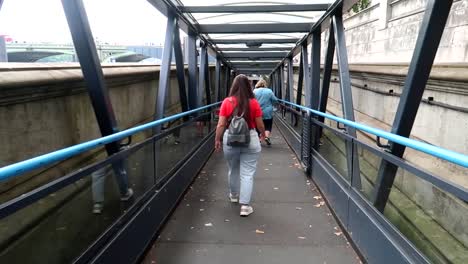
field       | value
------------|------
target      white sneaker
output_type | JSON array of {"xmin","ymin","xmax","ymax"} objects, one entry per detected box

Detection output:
[
  {"xmin": 229, "ymin": 193, "xmax": 239, "ymax": 203},
  {"xmin": 120, "ymin": 188, "xmax": 134, "ymax": 201},
  {"xmin": 93, "ymin": 203, "xmax": 103, "ymax": 214},
  {"xmin": 240, "ymin": 205, "xmax": 254, "ymax": 217}
]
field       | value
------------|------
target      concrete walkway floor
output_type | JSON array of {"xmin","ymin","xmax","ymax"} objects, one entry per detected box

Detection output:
[{"xmin": 142, "ymin": 129, "xmax": 359, "ymax": 264}]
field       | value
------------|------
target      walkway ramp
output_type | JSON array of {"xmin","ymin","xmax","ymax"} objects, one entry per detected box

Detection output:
[{"xmin": 143, "ymin": 129, "xmax": 358, "ymax": 264}]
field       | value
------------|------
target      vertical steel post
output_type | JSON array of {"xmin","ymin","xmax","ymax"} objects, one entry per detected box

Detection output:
[
  {"xmin": 318, "ymin": 24, "xmax": 335, "ymax": 124},
  {"xmin": 301, "ymin": 42, "xmax": 310, "ymax": 106},
  {"xmin": 296, "ymin": 54, "xmax": 304, "ymax": 107},
  {"xmin": 373, "ymin": 0, "xmax": 454, "ymax": 212},
  {"xmin": 173, "ymin": 20, "xmax": 189, "ymax": 115},
  {"xmin": 278, "ymin": 65, "xmax": 284, "ymax": 100},
  {"xmin": 62, "ymin": 0, "xmax": 130, "ymax": 194},
  {"xmin": 199, "ymin": 44, "xmax": 211, "ymax": 106},
  {"xmin": 197, "ymin": 44, "xmax": 206, "ymax": 107},
  {"xmin": 224, "ymin": 66, "xmax": 230, "ymax": 97},
  {"xmin": 310, "ymin": 30, "xmax": 322, "ymax": 149},
  {"xmin": 61, "ymin": 0, "xmax": 119, "ymax": 155},
  {"xmin": 154, "ymin": 13, "xmax": 176, "ymax": 134},
  {"xmin": 187, "ymin": 31, "xmax": 198, "ymax": 110},
  {"xmin": 333, "ymin": 13, "xmax": 361, "ymax": 188},
  {"xmin": 215, "ymin": 57, "xmax": 221, "ymax": 102},
  {"xmin": 287, "ymin": 57, "xmax": 294, "ymax": 124}
]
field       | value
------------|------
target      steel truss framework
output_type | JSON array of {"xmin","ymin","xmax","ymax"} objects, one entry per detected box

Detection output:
[{"xmin": 2, "ymin": 0, "xmax": 457, "ymax": 263}]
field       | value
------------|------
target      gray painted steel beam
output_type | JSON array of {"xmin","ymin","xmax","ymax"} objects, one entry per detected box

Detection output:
[
  {"xmin": 301, "ymin": 42, "xmax": 310, "ymax": 107},
  {"xmin": 204, "ymin": 47, "xmax": 212, "ymax": 105},
  {"xmin": 231, "ymin": 62, "xmax": 280, "ymax": 66},
  {"xmin": 310, "ymin": 30, "xmax": 322, "ymax": 153},
  {"xmin": 318, "ymin": 24, "xmax": 335, "ymax": 124},
  {"xmin": 61, "ymin": 0, "xmax": 120, "ymax": 154},
  {"xmin": 373, "ymin": 0, "xmax": 454, "ymax": 212},
  {"xmin": 187, "ymin": 32, "xmax": 198, "ymax": 110},
  {"xmin": 62, "ymin": 0, "xmax": 130, "ymax": 195},
  {"xmin": 215, "ymin": 58, "xmax": 221, "ymax": 102},
  {"xmin": 235, "ymin": 67, "xmax": 275, "ymax": 71},
  {"xmin": 213, "ymin": 38, "xmax": 300, "ymax": 44},
  {"xmin": 199, "ymin": 23, "xmax": 312, "ymax": 34},
  {"xmin": 220, "ymin": 47, "xmax": 292, "ymax": 51},
  {"xmin": 154, "ymin": 14, "xmax": 176, "ymax": 134},
  {"xmin": 332, "ymin": 13, "xmax": 361, "ymax": 188},
  {"xmin": 147, "ymin": 0, "xmax": 232, "ymax": 68},
  {"xmin": 226, "ymin": 57, "xmax": 284, "ymax": 61},
  {"xmin": 173, "ymin": 20, "xmax": 189, "ymax": 115},
  {"xmin": 224, "ymin": 52, "xmax": 288, "ymax": 58},
  {"xmin": 180, "ymin": 4, "xmax": 329, "ymax": 13},
  {"xmin": 287, "ymin": 58, "xmax": 295, "ymax": 124}
]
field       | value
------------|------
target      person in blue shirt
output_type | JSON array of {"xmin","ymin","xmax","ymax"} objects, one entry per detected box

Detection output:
[{"xmin": 253, "ymin": 80, "xmax": 278, "ymax": 145}]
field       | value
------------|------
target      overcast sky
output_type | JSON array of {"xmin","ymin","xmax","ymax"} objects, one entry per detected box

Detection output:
[{"xmin": 0, "ymin": 0, "xmax": 168, "ymax": 45}]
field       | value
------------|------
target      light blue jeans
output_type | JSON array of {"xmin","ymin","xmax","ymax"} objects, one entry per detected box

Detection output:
[
  {"xmin": 223, "ymin": 130, "xmax": 261, "ymax": 204},
  {"xmin": 91, "ymin": 163, "xmax": 129, "ymax": 203}
]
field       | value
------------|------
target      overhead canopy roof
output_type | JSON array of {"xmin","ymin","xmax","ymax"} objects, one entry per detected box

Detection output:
[{"xmin": 148, "ymin": 0, "xmax": 355, "ymax": 75}]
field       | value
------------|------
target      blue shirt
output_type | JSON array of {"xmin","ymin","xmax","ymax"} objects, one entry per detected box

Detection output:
[{"xmin": 253, "ymin": 87, "xmax": 278, "ymax": 120}]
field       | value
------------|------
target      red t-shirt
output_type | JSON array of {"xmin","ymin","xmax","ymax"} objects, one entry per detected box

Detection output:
[{"xmin": 219, "ymin": 96, "xmax": 262, "ymax": 129}]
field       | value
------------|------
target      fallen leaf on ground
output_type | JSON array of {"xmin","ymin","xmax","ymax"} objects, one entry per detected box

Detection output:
[
  {"xmin": 314, "ymin": 201, "xmax": 325, "ymax": 208},
  {"xmin": 204, "ymin": 223, "xmax": 213, "ymax": 227},
  {"xmin": 298, "ymin": 236, "xmax": 306, "ymax": 239},
  {"xmin": 255, "ymin": 229, "xmax": 265, "ymax": 234}
]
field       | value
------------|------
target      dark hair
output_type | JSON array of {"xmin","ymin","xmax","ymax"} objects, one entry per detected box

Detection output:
[{"xmin": 229, "ymin": 74, "xmax": 254, "ymax": 118}]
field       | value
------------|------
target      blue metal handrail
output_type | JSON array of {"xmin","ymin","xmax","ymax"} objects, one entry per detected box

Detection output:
[
  {"xmin": 0, "ymin": 103, "xmax": 221, "ymax": 181},
  {"xmin": 279, "ymin": 99, "xmax": 468, "ymax": 168}
]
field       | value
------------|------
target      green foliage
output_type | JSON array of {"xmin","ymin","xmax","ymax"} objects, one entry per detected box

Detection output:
[{"xmin": 351, "ymin": 0, "xmax": 371, "ymax": 13}]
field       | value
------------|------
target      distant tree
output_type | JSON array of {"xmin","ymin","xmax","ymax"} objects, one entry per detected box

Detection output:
[{"xmin": 352, "ymin": 0, "xmax": 371, "ymax": 13}]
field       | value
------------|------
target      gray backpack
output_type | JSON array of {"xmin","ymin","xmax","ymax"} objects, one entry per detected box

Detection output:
[{"xmin": 227, "ymin": 99, "xmax": 250, "ymax": 147}]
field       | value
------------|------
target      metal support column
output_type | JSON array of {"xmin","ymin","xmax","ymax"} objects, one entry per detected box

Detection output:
[
  {"xmin": 215, "ymin": 57, "xmax": 221, "ymax": 102},
  {"xmin": 187, "ymin": 31, "xmax": 198, "ymax": 110},
  {"xmin": 154, "ymin": 13, "xmax": 176, "ymax": 133},
  {"xmin": 318, "ymin": 24, "xmax": 335, "ymax": 124},
  {"xmin": 296, "ymin": 54, "xmax": 304, "ymax": 107},
  {"xmin": 62, "ymin": 0, "xmax": 130, "ymax": 197},
  {"xmin": 173, "ymin": 19, "xmax": 189, "ymax": 115},
  {"xmin": 203, "ymin": 45, "xmax": 212, "ymax": 105},
  {"xmin": 373, "ymin": 0, "xmax": 454, "ymax": 212},
  {"xmin": 310, "ymin": 30, "xmax": 322, "ymax": 149},
  {"xmin": 61, "ymin": 0, "xmax": 119, "ymax": 155},
  {"xmin": 333, "ymin": 13, "xmax": 361, "ymax": 188},
  {"xmin": 287, "ymin": 57, "xmax": 294, "ymax": 124}
]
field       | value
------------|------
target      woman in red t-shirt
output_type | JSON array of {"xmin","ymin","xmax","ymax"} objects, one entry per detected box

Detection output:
[{"xmin": 215, "ymin": 75, "xmax": 266, "ymax": 217}]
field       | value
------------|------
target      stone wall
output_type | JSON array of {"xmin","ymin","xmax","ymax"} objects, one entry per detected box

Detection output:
[
  {"xmin": 326, "ymin": 0, "xmax": 468, "ymax": 64},
  {"xmin": 0, "ymin": 63, "xmax": 217, "ymax": 200}
]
